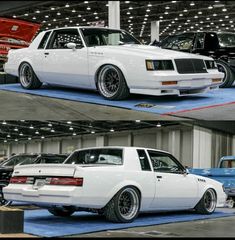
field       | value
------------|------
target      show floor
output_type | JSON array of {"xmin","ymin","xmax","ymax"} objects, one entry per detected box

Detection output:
[{"xmin": 0, "ymin": 91, "xmax": 186, "ymax": 120}]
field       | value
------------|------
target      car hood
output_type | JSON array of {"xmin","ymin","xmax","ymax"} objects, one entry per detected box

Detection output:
[
  {"xmin": 97, "ymin": 44, "xmax": 213, "ymax": 60},
  {"xmin": 0, "ymin": 17, "xmax": 41, "ymax": 42}
]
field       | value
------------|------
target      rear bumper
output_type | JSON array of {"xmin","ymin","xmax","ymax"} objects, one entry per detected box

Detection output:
[{"xmin": 3, "ymin": 184, "xmax": 106, "ymax": 208}]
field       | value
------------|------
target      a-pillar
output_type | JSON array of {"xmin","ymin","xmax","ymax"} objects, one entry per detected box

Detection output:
[
  {"xmin": 151, "ymin": 21, "xmax": 160, "ymax": 42},
  {"xmin": 108, "ymin": 1, "xmax": 120, "ymax": 29}
]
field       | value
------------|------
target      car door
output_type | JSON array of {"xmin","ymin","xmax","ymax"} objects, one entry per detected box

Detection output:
[
  {"xmin": 147, "ymin": 150, "xmax": 199, "ymax": 210},
  {"xmin": 40, "ymin": 28, "xmax": 91, "ymax": 88}
]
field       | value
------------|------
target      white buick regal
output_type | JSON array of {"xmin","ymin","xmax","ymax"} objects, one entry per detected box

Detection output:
[
  {"xmin": 4, "ymin": 27, "xmax": 224, "ymax": 100},
  {"xmin": 3, "ymin": 147, "xmax": 226, "ymax": 223}
]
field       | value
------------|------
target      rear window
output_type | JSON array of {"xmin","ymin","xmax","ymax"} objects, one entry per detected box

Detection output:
[
  {"xmin": 65, "ymin": 148, "xmax": 123, "ymax": 165},
  {"xmin": 34, "ymin": 155, "xmax": 68, "ymax": 164}
]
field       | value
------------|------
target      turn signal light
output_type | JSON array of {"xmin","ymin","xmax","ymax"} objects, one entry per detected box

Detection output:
[
  {"xmin": 49, "ymin": 177, "xmax": 83, "ymax": 186},
  {"xmin": 10, "ymin": 176, "xmax": 28, "ymax": 184},
  {"xmin": 212, "ymin": 78, "xmax": 221, "ymax": 83},
  {"xmin": 162, "ymin": 81, "xmax": 178, "ymax": 85}
]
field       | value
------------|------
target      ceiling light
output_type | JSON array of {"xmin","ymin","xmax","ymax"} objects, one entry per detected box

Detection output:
[
  {"xmin": 67, "ymin": 121, "xmax": 72, "ymax": 124},
  {"xmin": 183, "ymin": 9, "xmax": 188, "ymax": 12},
  {"xmin": 19, "ymin": 133, "xmax": 23, "ymax": 136},
  {"xmin": 41, "ymin": 136, "xmax": 45, "ymax": 139},
  {"xmin": 65, "ymin": 3, "xmax": 70, "ymax": 7},
  {"xmin": 72, "ymin": 9, "xmax": 76, "ymax": 12},
  {"xmin": 32, "ymin": 17, "xmax": 36, "ymax": 20},
  {"xmin": 129, "ymin": 6, "xmax": 133, "ymax": 10},
  {"xmin": 51, "ymin": 7, "xmax": 55, "ymax": 10},
  {"xmin": 7, "ymin": 134, "xmax": 10, "ymax": 138},
  {"xmin": 45, "ymin": 15, "xmax": 49, "ymax": 18},
  {"xmin": 35, "ymin": 10, "xmax": 40, "ymax": 13},
  {"xmin": 13, "ymin": 15, "xmax": 16, "ymax": 18},
  {"xmin": 15, "ymin": 139, "xmax": 18, "ymax": 142},
  {"xmin": 190, "ymin": 2, "xmax": 195, "ymax": 6},
  {"xmin": 24, "ymin": 13, "xmax": 29, "ymax": 16},
  {"xmin": 57, "ymin": 12, "xmax": 61, "ymax": 15},
  {"xmin": 110, "ymin": 128, "xmax": 115, "ymax": 132},
  {"xmin": 51, "ymin": 129, "xmax": 55, "ymax": 133},
  {"xmin": 69, "ymin": 127, "xmax": 74, "ymax": 130},
  {"xmin": 28, "ymin": 137, "xmax": 31, "ymax": 140},
  {"xmin": 146, "ymin": 8, "xmax": 151, "ymax": 12},
  {"xmin": 29, "ymin": 125, "xmax": 34, "ymax": 129},
  {"xmin": 208, "ymin": 5, "xmax": 213, "ymax": 9},
  {"xmin": 35, "ymin": 131, "xmax": 39, "ymax": 134},
  {"xmin": 91, "ymin": 131, "xmax": 95, "ymax": 134},
  {"xmin": 2, "ymin": 121, "xmax": 6, "ymax": 125},
  {"xmin": 4, "ymin": 140, "xmax": 7, "ymax": 143},
  {"xmin": 156, "ymin": 123, "xmax": 162, "ymax": 128},
  {"xmin": 165, "ymin": 6, "xmax": 170, "ymax": 9},
  {"xmin": 14, "ymin": 128, "xmax": 18, "ymax": 131},
  {"xmin": 222, "ymin": 8, "xmax": 227, "ymax": 12}
]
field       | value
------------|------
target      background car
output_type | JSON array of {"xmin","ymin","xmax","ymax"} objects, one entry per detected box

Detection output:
[
  {"xmin": 4, "ymin": 27, "xmax": 223, "ymax": 100},
  {"xmin": 154, "ymin": 31, "xmax": 235, "ymax": 88},
  {"xmin": 3, "ymin": 147, "xmax": 227, "ymax": 223},
  {"xmin": 0, "ymin": 17, "xmax": 40, "ymax": 72}
]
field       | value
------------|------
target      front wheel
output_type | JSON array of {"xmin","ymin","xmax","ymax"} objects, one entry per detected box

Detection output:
[
  {"xmin": 104, "ymin": 187, "xmax": 140, "ymax": 223},
  {"xmin": 195, "ymin": 188, "xmax": 217, "ymax": 214},
  {"xmin": 48, "ymin": 206, "xmax": 75, "ymax": 217},
  {"xmin": 19, "ymin": 62, "xmax": 42, "ymax": 89},
  {"xmin": 97, "ymin": 65, "xmax": 130, "ymax": 100},
  {"xmin": 216, "ymin": 60, "xmax": 235, "ymax": 88}
]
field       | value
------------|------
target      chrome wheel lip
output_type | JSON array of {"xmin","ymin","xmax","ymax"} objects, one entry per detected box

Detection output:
[
  {"xmin": 118, "ymin": 188, "xmax": 139, "ymax": 220},
  {"xmin": 98, "ymin": 66, "xmax": 121, "ymax": 98},
  {"xmin": 19, "ymin": 63, "xmax": 33, "ymax": 88},
  {"xmin": 216, "ymin": 62, "xmax": 227, "ymax": 83},
  {"xmin": 204, "ymin": 189, "xmax": 216, "ymax": 213}
]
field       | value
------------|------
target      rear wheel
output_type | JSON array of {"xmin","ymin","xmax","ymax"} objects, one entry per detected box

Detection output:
[
  {"xmin": 97, "ymin": 65, "xmax": 130, "ymax": 100},
  {"xmin": 216, "ymin": 60, "xmax": 235, "ymax": 88},
  {"xmin": 19, "ymin": 62, "xmax": 42, "ymax": 89},
  {"xmin": 104, "ymin": 186, "xmax": 140, "ymax": 223},
  {"xmin": 195, "ymin": 188, "xmax": 217, "ymax": 214},
  {"xmin": 0, "ymin": 188, "xmax": 12, "ymax": 206},
  {"xmin": 48, "ymin": 206, "xmax": 75, "ymax": 217}
]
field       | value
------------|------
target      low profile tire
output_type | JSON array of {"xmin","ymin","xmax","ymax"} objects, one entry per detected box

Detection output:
[
  {"xmin": 216, "ymin": 60, "xmax": 235, "ymax": 88},
  {"xmin": 97, "ymin": 65, "xmax": 130, "ymax": 100},
  {"xmin": 19, "ymin": 62, "xmax": 42, "ymax": 89},
  {"xmin": 195, "ymin": 188, "xmax": 217, "ymax": 214},
  {"xmin": 104, "ymin": 186, "xmax": 140, "ymax": 223},
  {"xmin": 48, "ymin": 206, "xmax": 75, "ymax": 217}
]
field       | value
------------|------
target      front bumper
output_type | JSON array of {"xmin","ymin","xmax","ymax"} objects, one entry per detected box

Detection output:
[{"xmin": 130, "ymin": 70, "xmax": 224, "ymax": 96}]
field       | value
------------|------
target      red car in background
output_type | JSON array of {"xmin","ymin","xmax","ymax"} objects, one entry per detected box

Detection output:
[{"xmin": 0, "ymin": 17, "xmax": 40, "ymax": 71}]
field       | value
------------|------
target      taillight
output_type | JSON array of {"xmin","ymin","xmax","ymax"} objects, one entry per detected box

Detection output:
[
  {"xmin": 49, "ymin": 177, "xmax": 83, "ymax": 186},
  {"xmin": 10, "ymin": 176, "xmax": 28, "ymax": 184}
]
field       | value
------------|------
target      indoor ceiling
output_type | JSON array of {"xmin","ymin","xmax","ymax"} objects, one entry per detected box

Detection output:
[
  {"xmin": 0, "ymin": 1, "xmax": 234, "ymax": 42},
  {"xmin": 0, "ymin": 120, "xmax": 234, "ymax": 143},
  {"xmin": 0, "ymin": 120, "xmax": 179, "ymax": 143}
]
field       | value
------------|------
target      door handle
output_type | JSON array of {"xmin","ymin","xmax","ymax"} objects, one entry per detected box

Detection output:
[
  {"xmin": 44, "ymin": 52, "xmax": 49, "ymax": 55},
  {"xmin": 156, "ymin": 176, "xmax": 162, "ymax": 179}
]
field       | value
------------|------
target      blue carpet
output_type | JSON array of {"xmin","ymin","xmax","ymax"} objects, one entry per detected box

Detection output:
[
  {"xmin": 1, "ymin": 84, "xmax": 235, "ymax": 114},
  {"xmin": 23, "ymin": 209, "xmax": 235, "ymax": 237}
]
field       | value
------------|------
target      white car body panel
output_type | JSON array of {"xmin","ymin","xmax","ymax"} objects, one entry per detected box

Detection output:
[
  {"xmin": 4, "ymin": 27, "xmax": 224, "ymax": 97},
  {"xmin": 3, "ymin": 147, "xmax": 227, "ymax": 212}
]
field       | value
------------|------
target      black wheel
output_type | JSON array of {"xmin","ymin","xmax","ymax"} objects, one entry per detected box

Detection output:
[
  {"xmin": 104, "ymin": 186, "xmax": 140, "ymax": 223},
  {"xmin": 19, "ymin": 62, "xmax": 42, "ymax": 89},
  {"xmin": 0, "ymin": 190, "xmax": 12, "ymax": 206},
  {"xmin": 48, "ymin": 206, "xmax": 75, "ymax": 217},
  {"xmin": 216, "ymin": 60, "xmax": 235, "ymax": 88},
  {"xmin": 97, "ymin": 65, "xmax": 130, "ymax": 100},
  {"xmin": 195, "ymin": 188, "xmax": 217, "ymax": 214}
]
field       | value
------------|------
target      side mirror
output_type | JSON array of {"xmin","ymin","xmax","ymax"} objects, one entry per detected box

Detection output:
[
  {"xmin": 66, "ymin": 42, "xmax": 77, "ymax": 50},
  {"xmin": 183, "ymin": 168, "xmax": 189, "ymax": 175}
]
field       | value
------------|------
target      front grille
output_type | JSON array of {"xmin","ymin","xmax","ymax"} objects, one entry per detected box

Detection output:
[{"xmin": 175, "ymin": 59, "xmax": 207, "ymax": 74}]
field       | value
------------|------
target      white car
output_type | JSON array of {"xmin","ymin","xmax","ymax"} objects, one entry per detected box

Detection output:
[
  {"xmin": 4, "ymin": 27, "xmax": 224, "ymax": 100},
  {"xmin": 3, "ymin": 147, "xmax": 226, "ymax": 223}
]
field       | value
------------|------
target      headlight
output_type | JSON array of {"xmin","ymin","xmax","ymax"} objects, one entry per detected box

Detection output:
[
  {"xmin": 146, "ymin": 60, "xmax": 174, "ymax": 71},
  {"xmin": 205, "ymin": 60, "xmax": 217, "ymax": 69}
]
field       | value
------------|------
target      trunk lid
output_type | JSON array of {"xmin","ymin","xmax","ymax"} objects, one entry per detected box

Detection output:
[{"xmin": 13, "ymin": 164, "xmax": 77, "ymax": 177}]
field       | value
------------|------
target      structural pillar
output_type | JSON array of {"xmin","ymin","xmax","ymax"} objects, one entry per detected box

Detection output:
[
  {"xmin": 108, "ymin": 1, "xmax": 120, "ymax": 29},
  {"xmin": 151, "ymin": 21, "xmax": 160, "ymax": 42}
]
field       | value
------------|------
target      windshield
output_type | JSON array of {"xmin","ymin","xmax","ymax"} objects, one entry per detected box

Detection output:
[
  {"xmin": 220, "ymin": 159, "xmax": 235, "ymax": 168},
  {"xmin": 65, "ymin": 148, "xmax": 123, "ymax": 165},
  {"xmin": 217, "ymin": 33, "xmax": 235, "ymax": 47},
  {"xmin": 161, "ymin": 33, "xmax": 195, "ymax": 50},
  {"xmin": 1, "ymin": 155, "xmax": 37, "ymax": 167},
  {"xmin": 81, "ymin": 28, "xmax": 141, "ymax": 47}
]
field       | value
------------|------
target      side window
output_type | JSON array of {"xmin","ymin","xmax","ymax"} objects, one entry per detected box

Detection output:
[
  {"xmin": 46, "ymin": 29, "xmax": 83, "ymax": 49},
  {"xmin": 38, "ymin": 31, "xmax": 51, "ymax": 49},
  {"xmin": 137, "ymin": 149, "xmax": 151, "ymax": 171},
  {"xmin": 194, "ymin": 33, "xmax": 205, "ymax": 49},
  {"xmin": 148, "ymin": 151, "xmax": 184, "ymax": 173}
]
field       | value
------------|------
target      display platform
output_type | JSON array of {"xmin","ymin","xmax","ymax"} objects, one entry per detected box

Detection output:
[
  {"xmin": 23, "ymin": 209, "xmax": 234, "ymax": 237},
  {"xmin": 0, "ymin": 84, "xmax": 235, "ymax": 115}
]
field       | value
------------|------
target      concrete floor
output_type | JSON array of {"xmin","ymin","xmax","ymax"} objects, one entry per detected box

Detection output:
[
  {"xmin": 0, "ymin": 91, "xmax": 185, "ymax": 120},
  {"xmin": 1, "ymin": 208, "xmax": 234, "ymax": 238}
]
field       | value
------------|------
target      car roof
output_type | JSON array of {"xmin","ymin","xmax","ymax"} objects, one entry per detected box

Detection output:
[{"xmin": 220, "ymin": 156, "xmax": 235, "ymax": 160}]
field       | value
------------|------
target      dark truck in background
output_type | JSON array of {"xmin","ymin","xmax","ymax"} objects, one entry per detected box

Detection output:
[
  {"xmin": 153, "ymin": 32, "xmax": 235, "ymax": 88},
  {"xmin": 189, "ymin": 156, "xmax": 235, "ymax": 207}
]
